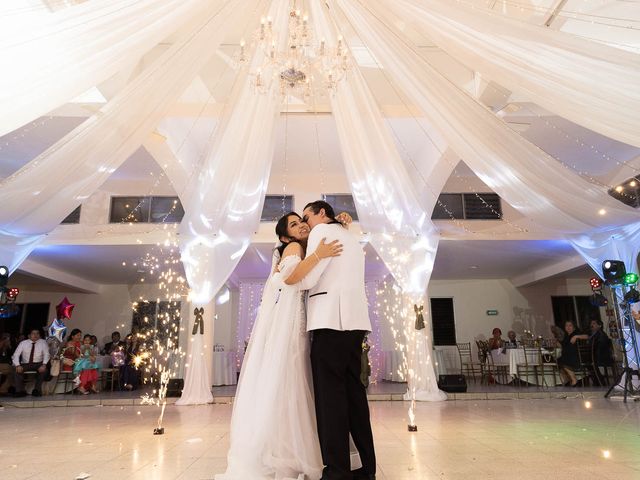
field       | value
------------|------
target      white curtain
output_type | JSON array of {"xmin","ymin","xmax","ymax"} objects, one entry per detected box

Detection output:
[
  {"xmin": 378, "ymin": 0, "xmax": 640, "ymax": 149},
  {"xmin": 0, "ymin": 230, "xmax": 44, "ymax": 275},
  {"xmin": 0, "ymin": 0, "xmax": 222, "ymax": 137},
  {"xmin": 364, "ymin": 280, "xmax": 384, "ymax": 385},
  {"xmin": 311, "ymin": 0, "xmax": 446, "ymax": 401},
  {"xmin": 176, "ymin": 0, "xmax": 288, "ymax": 404},
  {"xmin": 332, "ymin": 0, "xmax": 639, "ymax": 235},
  {"xmin": 0, "ymin": 0, "xmax": 247, "ymax": 273},
  {"xmin": 236, "ymin": 281, "xmax": 266, "ymax": 365}
]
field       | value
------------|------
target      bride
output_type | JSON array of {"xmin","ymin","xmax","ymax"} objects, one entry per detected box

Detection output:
[{"xmin": 216, "ymin": 211, "xmax": 344, "ymax": 480}]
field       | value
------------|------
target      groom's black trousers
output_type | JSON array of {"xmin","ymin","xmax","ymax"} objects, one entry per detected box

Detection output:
[{"xmin": 311, "ymin": 328, "xmax": 376, "ymax": 480}]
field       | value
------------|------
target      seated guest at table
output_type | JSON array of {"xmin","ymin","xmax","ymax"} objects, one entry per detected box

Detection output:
[
  {"xmin": 488, "ymin": 328, "xmax": 504, "ymax": 350},
  {"xmin": 121, "ymin": 333, "xmax": 141, "ymax": 391},
  {"xmin": 0, "ymin": 333, "xmax": 15, "ymax": 395},
  {"xmin": 90, "ymin": 335, "xmax": 100, "ymax": 355},
  {"xmin": 102, "ymin": 331, "xmax": 123, "ymax": 356},
  {"xmin": 557, "ymin": 321, "xmax": 588, "ymax": 386},
  {"xmin": 73, "ymin": 334, "xmax": 101, "ymax": 394},
  {"xmin": 62, "ymin": 329, "xmax": 82, "ymax": 373},
  {"xmin": 11, "ymin": 329, "xmax": 50, "ymax": 397},
  {"xmin": 505, "ymin": 330, "xmax": 519, "ymax": 348},
  {"xmin": 589, "ymin": 319, "xmax": 614, "ymax": 384}
]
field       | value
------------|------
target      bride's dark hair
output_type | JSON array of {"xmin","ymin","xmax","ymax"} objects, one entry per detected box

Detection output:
[{"xmin": 275, "ymin": 212, "xmax": 302, "ymax": 257}]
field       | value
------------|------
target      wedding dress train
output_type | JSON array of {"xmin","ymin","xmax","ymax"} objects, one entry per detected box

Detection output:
[{"xmin": 216, "ymin": 255, "xmax": 323, "ymax": 480}]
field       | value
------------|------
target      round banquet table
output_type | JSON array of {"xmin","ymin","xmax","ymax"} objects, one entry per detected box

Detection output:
[
  {"xmin": 213, "ymin": 351, "xmax": 238, "ymax": 386},
  {"xmin": 381, "ymin": 349, "xmax": 446, "ymax": 382},
  {"xmin": 491, "ymin": 347, "xmax": 567, "ymax": 386}
]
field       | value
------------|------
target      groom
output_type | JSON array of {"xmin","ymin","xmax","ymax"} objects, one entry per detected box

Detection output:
[{"xmin": 300, "ymin": 200, "xmax": 376, "ymax": 480}]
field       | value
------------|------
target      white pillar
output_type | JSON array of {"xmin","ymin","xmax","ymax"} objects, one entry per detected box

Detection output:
[{"xmin": 176, "ymin": 299, "xmax": 215, "ymax": 405}]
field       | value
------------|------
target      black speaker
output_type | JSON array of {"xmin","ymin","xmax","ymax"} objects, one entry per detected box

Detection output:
[
  {"xmin": 602, "ymin": 260, "xmax": 626, "ymax": 285},
  {"xmin": 438, "ymin": 374, "xmax": 467, "ymax": 393},
  {"xmin": 166, "ymin": 378, "xmax": 184, "ymax": 397}
]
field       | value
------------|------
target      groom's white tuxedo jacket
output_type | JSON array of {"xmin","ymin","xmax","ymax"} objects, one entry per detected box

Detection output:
[{"xmin": 300, "ymin": 222, "xmax": 372, "ymax": 332}]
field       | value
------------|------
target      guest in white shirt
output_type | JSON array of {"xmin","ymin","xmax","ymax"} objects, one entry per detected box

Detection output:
[
  {"xmin": 505, "ymin": 330, "xmax": 520, "ymax": 348},
  {"xmin": 12, "ymin": 329, "xmax": 50, "ymax": 397}
]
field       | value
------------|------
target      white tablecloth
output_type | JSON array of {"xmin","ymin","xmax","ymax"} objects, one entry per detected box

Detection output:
[
  {"xmin": 381, "ymin": 349, "xmax": 446, "ymax": 382},
  {"xmin": 96, "ymin": 355, "xmax": 112, "ymax": 369},
  {"xmin": 491, "ymin": 348, "xmax": 564, "ymax": 386},
  {"xmin": 213, "ymin": 351, "xmax": 237, "ymax": 386}
]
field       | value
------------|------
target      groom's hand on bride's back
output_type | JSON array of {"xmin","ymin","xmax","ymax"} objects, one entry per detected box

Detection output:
[{"xmin": 315, "ymin": 238, "xmax": 343, "ymax": 259}]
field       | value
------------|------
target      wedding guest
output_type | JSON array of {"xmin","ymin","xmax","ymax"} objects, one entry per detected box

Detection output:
[
  {"xmin": 90, "ymin": 335, "xmax": 100, "ymax": 355},
  {"xmin": 589, "ymin": 319, "xmax": 614, "ymax": 384},
  {"xmin": 73, "ymin": 335, "xmax": 100, "ymax": 394},
  {"xmin": 0, "ymin": 333, "xmax": 15, "ymax": 395},
  {"xmin": 505, "ymin": 330, "xmax": 519, "ymax": 348},
  {"xmin": 102, "ymin": 331, "xmax": 123, "ymax": 356},
  {"xmin": 62, "ymin": 329, "xmax": 82, "ymax": 373},
  {"xmin": 121, "ymin": 333, "xmax": 141, "ymax": 391},
  {"xmin": 12, "ymin": 329, "xmax": 50, "ymax": 397},
  {"xmin": 488, "ymin": 328, "xmax": 504, "ymax": 350},
  {"xmin": 557, "ymin": 321, "xmax": 588, "ymax": 386}
]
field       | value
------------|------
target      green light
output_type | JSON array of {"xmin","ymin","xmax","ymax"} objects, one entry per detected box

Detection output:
[{"xmin": 623, "ymin": 272, "xmax": 639, "ymax": 285}]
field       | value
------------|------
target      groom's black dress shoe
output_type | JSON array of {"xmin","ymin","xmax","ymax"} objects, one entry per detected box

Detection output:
[{"xmin": 352, "ymin": 469, "xmax": 376, "ymax": 480}]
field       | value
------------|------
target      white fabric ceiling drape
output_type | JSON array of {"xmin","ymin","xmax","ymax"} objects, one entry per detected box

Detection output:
[
  {"xmin": 0, "ymin": 0, "xmax": 247, "ymax": 273},
  {"xmin": 380, "ymin": 0, "xmax": 640, "ymax": 149},
  {"xmin": 175, "ymin": 0, "xmax": 285, "ymax": 405},
  {"xmin": 570, "ymin": 222, "xmax": 640, "ymax": 278},
  {"xmin": 0, "ymin": 0, "xmax": 221, "ymax": 137},
  {"xmin": 333, "ymin": 0, "xmax": 639, "ymax": 235},
  {"xmin": 311, "ymin": 0, "xmax": 446, "ymax": 401}
]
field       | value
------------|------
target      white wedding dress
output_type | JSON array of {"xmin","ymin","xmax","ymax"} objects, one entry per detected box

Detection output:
[{"xmin": 216, "ymin": 254, "xmax": 323, "ymax": 480}]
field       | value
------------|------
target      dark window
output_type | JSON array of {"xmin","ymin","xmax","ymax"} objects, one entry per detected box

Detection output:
[
  {"xmin": 552, "ymin": 296, "xmax": 601, "ymax": 333},
  {"xmin": 463, "ymin": 193, "xmax": 502, "ymax": 220},
  {"xmin": 552, "ymin": 296, "xmax": 576, "ymax": 329},
  {"xmin": 0, "ymin": 303, "xmax": 49, "ymax": 337},
  {"xmin": 110, "ymin": 196, "xmax": 151, "ymax": 223},
  {"xmin": 430, "ymin": 298, "xmax": 457, "ymax": 346},
  {"xmin": 150, "ymin": 196, "xmax": 185, "ymax": 223},
  {"xmin": 261, "ymin": 195, "xmax": 294, "ymax": 222},
  {"xmin": 0, "ymin": 303, "xmax": 24, "ymax": 337},
  {"xmin": 322, "ymin": 194, "xmax": 359, "ymax": 221},
  {"xmin": 22, "ymin": 303, "xmax": 50, "ymax": 336},
  {"xmin": 575, "ymin": 296, "xmax": 603, "ymax": 332},
  {"xmin": 110, "ymin": 196, "xmax": 183, "ymax": 223},
  {"xmin": 132, "ymin": 300, "xmax": 181, "ymax": 348},
  {"xmin": 432, "ymin": 193, "xmax": 502, "ymax": 220},
  {"xmin": 61, "ymin": 206, "xmax": 81, "ymax": 224},
  {"xmin": 432, "ymin": 193, "xmax": 464, "ymax": 220},
  {"xmin": 608, "ymin": 175, "xmax": 640, "ymax": 208}
]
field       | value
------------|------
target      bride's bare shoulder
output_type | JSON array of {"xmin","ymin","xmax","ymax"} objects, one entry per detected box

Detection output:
[{"xmin": 281, "ymin": 242, "xmax": 304, "ymax": 258}]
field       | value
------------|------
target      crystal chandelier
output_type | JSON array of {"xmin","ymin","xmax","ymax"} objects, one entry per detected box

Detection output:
[{"xmin": 239, "ymin": 1, "xmax": 350, "ymax": 98}]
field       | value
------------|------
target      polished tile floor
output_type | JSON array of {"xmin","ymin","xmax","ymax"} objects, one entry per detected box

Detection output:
[{"xmin": 2, "ymin": 397, "xmax": 640, "ymax": 480}]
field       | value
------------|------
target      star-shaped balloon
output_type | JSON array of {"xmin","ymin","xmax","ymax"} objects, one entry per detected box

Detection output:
[
  {"xmin": 47, "ymin": 318, "xmax": 68, "ymax": 343},
  {"xmin": 56, "ymin": 297, "xmax": 75, "ymax": 319}
]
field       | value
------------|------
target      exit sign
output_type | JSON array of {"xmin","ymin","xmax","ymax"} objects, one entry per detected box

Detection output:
[{"xmin": 486, "ymin": 310, "xmax": 499, "ymax": 316}]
